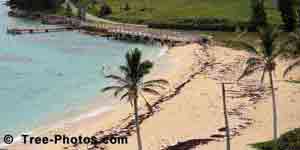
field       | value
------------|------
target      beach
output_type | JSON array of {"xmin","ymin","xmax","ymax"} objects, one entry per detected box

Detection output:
[{"xmin": 7, "ymin": 43, "xmax": 300, "ymax": 150}]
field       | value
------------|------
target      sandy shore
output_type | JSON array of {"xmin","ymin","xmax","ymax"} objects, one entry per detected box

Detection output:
[{"xmin": 8, "ymin": 43, "xmax": 300, "ymax": 150}]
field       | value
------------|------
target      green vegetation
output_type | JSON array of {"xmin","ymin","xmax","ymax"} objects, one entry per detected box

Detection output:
[
  {"xmin": 250, "ymin": 0, "xmax": 267, "ymax": 28},
  {"xmin": 101, "ymin": 0, "xmax": 282, "ymax": 25},
  {"xmin": 282, "ymin": 30, "xmax": 300, "ymax": 58},
  {"xmin": 99, "ymin": 3, "xmax": 112, "ymax": 17},
  {"xmin": 102, "ymin": 49, "xmax": 169, "ymax": 150},
  {"xmin": 87, "ymin": 4, "xmax": 100, "ymax": 16},
  {"xmin": 55, "ymin": 3, "xmax": 73, "ymax": 17},
  {"xmin": 252, "ymin": 128, "xmax": 300, "ymax": 150},
  {"xmin": 278, "ymin": 0, "xmax": 298, "ymax": 31},
  {"xmin": 8, "ymin": 0, "xmax": 62, "ymax": 11}
]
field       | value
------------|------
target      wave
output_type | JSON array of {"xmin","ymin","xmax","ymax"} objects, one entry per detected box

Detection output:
[{"xmin": 158, "ymin": 45, "xmax": 169, "ymax": 58}]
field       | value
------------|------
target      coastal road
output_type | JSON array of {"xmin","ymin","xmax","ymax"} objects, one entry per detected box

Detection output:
[{"xmin": 64, "ymin": 0, "xmax": 147, "ymax": 27}]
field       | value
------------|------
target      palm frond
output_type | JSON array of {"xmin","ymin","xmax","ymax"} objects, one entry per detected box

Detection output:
[
  {"xmin": 114, "ymin": 85, "xmax": 129, "ymax": 97},
  {"xmin": 238, "ymin": 58, "xmax": 263, "ymax": 81},
  {"xmin": 283, "ymin": 59, "xmax": 300, "ymax": 77},
  {"xmin": 119, "ymin": 65, "xmax": 130, "ymax": 75},
  {"xmin": 141, "ymin": 87, "xmax": 161, "ymax": 96},
  {"xmin": 143, "ymin": 83, "xmax": 167, "ymax": 90},
  {"xmin": 102, "ymin": 86, "xmax": 123, "ymax": 93},
  {"xmin": 105, "ymin": 74, "xmax": 128, "ymax": 84},
  {"xmin": 138, "ymin": 60, "xmax": 153, "ymax": 76},
  {"xmin": 238, "ymin": 66, "xmax": 262, "ymax": 81},
  {"xmin": 120, "ymin": 92, "xmax": 129, "ymax": 101},
  {"xmin": 139, "ymin": 92, "xmax": 153, "ymax": 113},
  {"xmin": 227, "ymin": 40, "xmax": 259, "ymax": 54},
  {"xmin": 271, "ymin": 48, "xmax": 286, "ymax": 60},
  {"xmin": 246, "ymin": 57, "xmax": 262, "ymax": 65},
  {"xmin": 236, "ymin": 30, "xmax": 248, "ymax": 40},
  {"xmin": 143, "ymin": 79, "xmax": 169, "ymax": 86}
]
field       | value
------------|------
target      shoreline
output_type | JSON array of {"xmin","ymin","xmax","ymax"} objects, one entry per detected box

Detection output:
[
  {"xmin": 7, "ymin": 43, "xmax": 199, "ymax": 150},
  {"xmin": 2, "ymin": 43, "xmax": 167, "ymax": 147},
  {"xmin": 3, "ymin": 6, "xmax": 172, "ymax": 146}
]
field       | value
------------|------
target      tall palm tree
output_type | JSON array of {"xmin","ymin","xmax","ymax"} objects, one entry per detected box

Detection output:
[
  {"xmin": 230, "ymin": 25, "xmax": 285, "ymax": 144},
  {"xmin": 102, "ymin": 48, "xmax": 169, "ymax": 150}
]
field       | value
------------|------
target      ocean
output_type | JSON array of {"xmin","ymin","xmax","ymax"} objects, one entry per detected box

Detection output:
[{"xmin": 0, "ymin": 5, "xmax": 161, "ymax": 137}]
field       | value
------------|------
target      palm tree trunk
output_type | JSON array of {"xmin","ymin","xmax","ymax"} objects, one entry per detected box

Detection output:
[
  {"xmin": 221, "ymin": 83, "xmax": 231, "ymax": 150},
  {"xmin": 268, "ymin": 70, "xmax": 278, "ymax": 142},
  {"xmin": 133, "ymin": 95, "xmax": 143, "ymax": 150}
]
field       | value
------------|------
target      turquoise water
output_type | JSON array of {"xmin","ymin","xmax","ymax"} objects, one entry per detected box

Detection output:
[{"xmin": 0, "ymin": 6, "xmax": 161, "ymax": 136}]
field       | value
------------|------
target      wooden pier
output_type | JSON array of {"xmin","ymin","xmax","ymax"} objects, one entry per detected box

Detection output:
[
  {"xmin": 7, "ymin": 27, "xmax": 77, "ymax": 35},
  {"xmin": 7, "ymin": 20, "xmax": 204, "ymax": 45}
]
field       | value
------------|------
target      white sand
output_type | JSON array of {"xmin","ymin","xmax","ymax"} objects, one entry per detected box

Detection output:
[{"xmin": 8, "ymin": 44, "xmax": 300, "ymax": 150}]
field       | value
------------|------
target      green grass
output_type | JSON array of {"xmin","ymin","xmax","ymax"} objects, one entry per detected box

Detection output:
[
  {"xmin": 54, "ymin": 6, "xmax": 74, "ymax": 17},
  {"xmin": 201, "ymin": 31, "xmax": 259, "ymax": 43},
  {"xmin": 99, "ymin": 0, "xmax": 282, "ymax": 24},
  {"xmin": 200, "ymin": 30, "xmax": 292, "ymax": 48}
]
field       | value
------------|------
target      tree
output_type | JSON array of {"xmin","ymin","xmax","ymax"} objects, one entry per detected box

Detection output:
[
  {"xmin": 282, "ymin": 30, "xmax": 300, "ymax": 57},
  {"xmin": 230, "ymin": 25, "xmax": 285, "ymax": 147},
  {"xmin": 283, "ymin": 31, "xmax": 300, "ymax": 77},
  {"xmin": 278, "ymin": 0, "xmax": 297, "ymax": 31},
  {"xmin": 250, "ymin": 0, "xmax": 267, "ymax": 28},
  {"xmin": 99, "ymin": 3, "xmax": 112, "ymax": 17},
  {"xmin": 65, "ymin": 3, "xmax": 73, "ymax": 17},
  {"xmin": 102, "ymin": 48, "xmax": 169, "ymax": 150},
  {"xmin": 8, "ymin": 0, "xmax": 60, "ymax": 11}
]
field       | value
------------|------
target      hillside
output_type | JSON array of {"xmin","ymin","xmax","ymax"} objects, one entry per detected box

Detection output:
[{"xmin": 99, "ymin": 0, "xmax": 282, "ymax": 24}]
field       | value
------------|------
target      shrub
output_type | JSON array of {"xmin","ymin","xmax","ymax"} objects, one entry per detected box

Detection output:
[
  {"xmin": 99, "ymin": 3, "xmax": 112, "ymax": 17},
  {"xmin": 278, "ymin": 0, "xmax": 297, "ymax": 31},
  {"xmin": 278, "ymin": 128, "xmax": 300, "ymax": 150},
  {"xmin": 253, "ymin": 140, "xmax": 276, "ymax": 150},
  {"xmin": 147, "ymin": 17, "xmax": 256, "ymax": 32},
  {"xmin": 252, "ymin": 128, "xmax": 300, "ymax": 150},
  {"xmin": 124, "ymin": 3, "xmax": 130, "ymax": 11},
  {"xmin": 65, "ymin": 3, "xmax": 73, "ymax": 17}
]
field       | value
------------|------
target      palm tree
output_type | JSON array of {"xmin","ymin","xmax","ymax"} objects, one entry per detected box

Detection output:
[
  {"xmin": 283, "ymin": 30, "xmax": 300, "ymax": 78},
  {"xmin": 230, "ymin": 25, "xmax": 285, "ymax": 144},
  {"xmin": 282, "ymin": 30, "xmax": 300, "ymax": 58},
  {"xmin": 102, "ymin": 48, "xmax": 169, "ymax": 150}
]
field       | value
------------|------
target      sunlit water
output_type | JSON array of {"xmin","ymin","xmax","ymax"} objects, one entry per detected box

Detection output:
[{"xmin": 0, "ymin": 5, "xmax": 161, "ymax": 137}]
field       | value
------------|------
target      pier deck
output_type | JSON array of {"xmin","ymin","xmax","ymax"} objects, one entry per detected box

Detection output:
[
  {"xmin": 7, "ymin": 21, "xmax": 203, "ymax": 44},
  {"xmin": 7, "ymin": 27, "xmax": 77, "ymax": 35}
]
